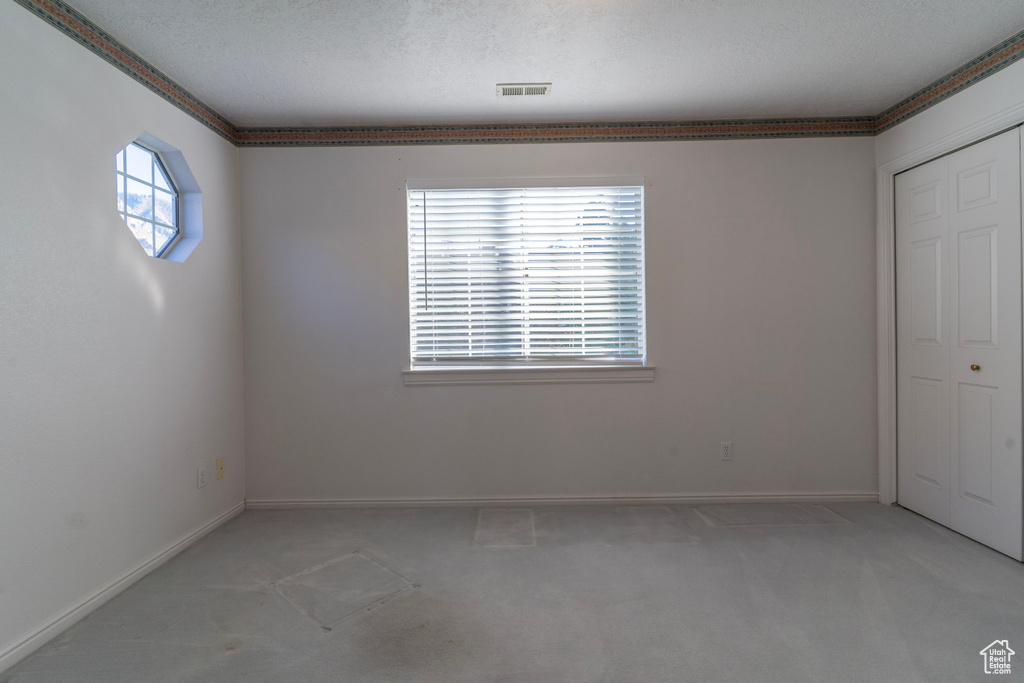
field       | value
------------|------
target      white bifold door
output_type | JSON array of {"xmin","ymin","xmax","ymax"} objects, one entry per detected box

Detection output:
[{"xmin": 896, "ymin": 127, "xmax": 1023, "ymax": 560}]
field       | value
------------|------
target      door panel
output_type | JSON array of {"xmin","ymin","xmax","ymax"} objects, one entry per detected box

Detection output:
[
  {"xmin": 957, "ymin": 162, "xmax": 998, "ymax": 212},
  {"xmin": 957, "ymin": 226, "xmax": 998, "ymax": 348},
  {"xmin": 898, "ymin": 161, "xmax": 951, "ymax": 525},
  {"xmin": 948, "ymin": 130, "xmax": 1022, "ymax": 559},
  {"xmin": 911, "ymin": 238, "xmax": 942, "ymax": 345},
  {"xmin": 910, "ymin": 377, "xmax": 944, "ymax": 487},
  {"xmin": 897, "ymin": 127, "xmax": 1022, "ymax": 560},
  {"xmin": 957, "ymin": 382, "xmax": 996, "ymax": 506},
  {"xmin": 910, "ymin": 180, "xmax": 942, "ymax": 223}
]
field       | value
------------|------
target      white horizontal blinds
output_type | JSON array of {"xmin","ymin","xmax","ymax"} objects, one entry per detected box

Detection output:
[{"xmin": 409, "ymin": 185, "xmax": 645, "ymax": 364}]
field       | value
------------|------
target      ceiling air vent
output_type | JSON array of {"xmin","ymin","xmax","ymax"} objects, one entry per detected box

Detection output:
[{"xmin": 497, "ymin": 83, "xmax": 552, "ymax": 97}]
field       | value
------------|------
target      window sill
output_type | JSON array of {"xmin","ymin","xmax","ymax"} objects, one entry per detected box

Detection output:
[{"xmin": 402, "ymin": 365, "xmax": 656, "ymax": 387}]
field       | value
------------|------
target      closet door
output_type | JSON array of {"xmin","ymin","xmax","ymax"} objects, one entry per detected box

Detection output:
[
  {"xmin": 897, "ymin": 127, "xmax": 1022, "ymax": 560},
  {"xmin": 897, "ymin": 153, "xmax": 951, "ymax": 527}
]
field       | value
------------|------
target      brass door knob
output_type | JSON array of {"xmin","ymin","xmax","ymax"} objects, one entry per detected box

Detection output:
[{"xmin": 970, "ymin": 364, "xmax": 981, "ymax": 372}]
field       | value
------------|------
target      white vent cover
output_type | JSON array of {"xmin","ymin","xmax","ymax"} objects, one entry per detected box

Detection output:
[{"xmin": 496, "ymin": 83, "xmax": 552, "ymax": 97}]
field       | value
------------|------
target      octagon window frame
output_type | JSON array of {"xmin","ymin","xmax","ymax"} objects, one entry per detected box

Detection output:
[
  {"xmin": 117, "ymin": 141, "xmax": 180, "ymax": 258},
  {"xmin": 114, "ymin": 132, "xmax": 203, "ymax": 263}
]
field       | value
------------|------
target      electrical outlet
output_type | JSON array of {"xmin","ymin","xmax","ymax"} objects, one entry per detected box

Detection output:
[
  {"xmin": 198, "ymin": 467, "xmax": 208, "ymax": 488},
  {"xmin": 216, "ymin": 458, "xmax": 225, "ymax": 480},
  {"xmin": 720, "ymin": 442, "xmax": 733, "ymax": 461}
]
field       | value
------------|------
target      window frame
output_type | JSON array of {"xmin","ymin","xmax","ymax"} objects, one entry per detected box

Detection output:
[
  {"xmin": 116, "ymin": 141, "xmax": 181, "ymax": 258},
  {"xmin": 404, "ymin": 177, "xmax": 654, "ymax": 386}
]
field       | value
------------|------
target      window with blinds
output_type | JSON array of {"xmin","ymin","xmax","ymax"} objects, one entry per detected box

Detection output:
[{"xmin": 408, "ymin": 182, "xmax": 646, "ymax": 367}]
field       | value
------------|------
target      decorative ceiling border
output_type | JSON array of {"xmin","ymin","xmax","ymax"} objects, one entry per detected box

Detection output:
[
  {"xmin": 233, "ymin": 118, "xmax": 877, "ymax": 146},
  {"xmin": 11, "ymin": 0, "xmax": 237, "ymax": 142},
  {"xmin": 875, "ymin": 27, "xmax": 1024, "ymax": 132},
  {"xmin": 11, "ymin": 0, "xmax": 1024, "ymax": 147}
]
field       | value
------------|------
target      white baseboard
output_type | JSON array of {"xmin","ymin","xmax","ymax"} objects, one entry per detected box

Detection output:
[
  {"xmin": 0, "ymin": 501, "xmax": 245, "ymax": 675},
  {"xmin": 245, "ymin": 491, "xmax": 879, "ymax": 510}
]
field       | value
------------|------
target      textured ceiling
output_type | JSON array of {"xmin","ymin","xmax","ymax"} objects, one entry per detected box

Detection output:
[{"xmin": 63, "ymin": 0, "xmax": 1024, "ymax": 128}]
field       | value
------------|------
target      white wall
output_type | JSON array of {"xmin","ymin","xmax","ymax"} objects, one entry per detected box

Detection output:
[
  {"xmin": 0, "ymin": 2, "xmax": 244, "ymax": 667},
  {"xmin": 241, "ymin": 138, "xmax": 878, "ymax": 504}
]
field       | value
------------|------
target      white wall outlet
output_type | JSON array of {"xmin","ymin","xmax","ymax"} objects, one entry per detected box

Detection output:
[
  {"xmin": 198, "ymin": 466, "xmax": 207, "ymax": 488},
  {"xmin": 720, "ymin": 442, "xmax": 733, "ymax": 461}
]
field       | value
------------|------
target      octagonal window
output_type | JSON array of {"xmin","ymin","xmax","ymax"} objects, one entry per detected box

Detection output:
[
  {"xmin": 117, "ymin": 142, "xmax": 179, "ymax": 257},
  {"xmin": 114, "ymin": 133, "xmax": 202, "ymax": 262}
]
